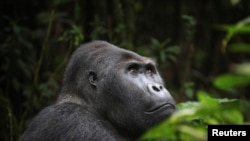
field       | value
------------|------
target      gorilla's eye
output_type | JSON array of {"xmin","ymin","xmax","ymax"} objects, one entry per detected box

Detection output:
[
  {"xmin": 146, "ymin": 65, "xmax": 155, "ymax": 76},
  {"xmin": 127, "ymin": 64, "xmax": 139, "ymax": 75},
  {"xmin": 146, "ymin": 69, "xmax": 153, "ymax": 76}
]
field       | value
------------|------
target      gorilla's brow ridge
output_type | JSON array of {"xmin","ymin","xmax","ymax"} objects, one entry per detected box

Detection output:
[
  {"xmin": 120, "ymin": 52, "xmax": 155, "ymax": 63},
  {"xmin": 115, "ymin": 53, "xmax": 156, "ymax": 70}
]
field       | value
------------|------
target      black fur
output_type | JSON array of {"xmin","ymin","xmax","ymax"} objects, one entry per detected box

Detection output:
[{"xmin": 20, "ymin": 40, "xmax": 176, "ymax": 141}]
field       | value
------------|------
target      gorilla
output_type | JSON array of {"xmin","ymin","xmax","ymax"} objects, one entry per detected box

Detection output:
[{"xmin": 20, "ymin": 40, "xmax": 176, "ymax": 141}]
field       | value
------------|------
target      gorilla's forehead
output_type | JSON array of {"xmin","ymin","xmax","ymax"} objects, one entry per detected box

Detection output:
[
  {"xmin": 101, "ymin": 44, "xmax": 156, "ymax": 66},
  {"xmin": 118, "ymin": 51, "xmax": 155, "ymax": 64},
  {"xmin": 76, "ymin": 40, "xmax": 156, "ymax": 67}
]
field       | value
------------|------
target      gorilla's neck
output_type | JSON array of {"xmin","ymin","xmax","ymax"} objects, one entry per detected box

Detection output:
[
  {"xmin": 94, "ymin": 110, "xmax": 142, "ymax": 141},
  {"xmin": 101, "ymin": 120, "xmax": 140, "ymax": 141}
]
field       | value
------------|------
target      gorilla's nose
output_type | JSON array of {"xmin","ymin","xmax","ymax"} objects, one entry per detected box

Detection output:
[
  {"xmin": 147, "ymin": 83, "xmax": 172, "ymax": 99},
  {"xmin": 147, "ymin": 83, "xmax": 164, "ymax": 93}
]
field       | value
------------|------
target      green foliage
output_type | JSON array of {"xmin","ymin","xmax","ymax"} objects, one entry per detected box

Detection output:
[
  {"xmin": 214, "ymin": 16, "xmax": 250, "ymax": 92},
  {"xmin": 0, "ymin": 19, "xmax": 37, "ymax": 140},
  {"xmin": 181, "ymin": 15, "xmax": 197, "ymax": 41},
  {"xmin": 228, "ymin": 43, "xmax": 250, "ymax": 53},
  {"xmin": 214, "ymin": 73, "xmax": 250, "ymax": 91},
  {"xmin": 150, "ymin": 38, "xmax": 180, "ymax": 67},
  {"xmin": 141, "ymin": 91, "xmax": 245, "ymax": 141},
  {"xmin": 218, "ymin": 16, "xmax": 250, "ymax": 51},
  {"xmin": 0, "ymin": 6, "xmax": 84, "ymax": 140},
  {"xmin": 58, "ymin": 24, "xmax": 84, "ymax": 47},
  {"xmin": 90, "ymin": 15, "xmax": 108, "ymax": 40},
  {"xmin": 234, "ymin": 63, "xmax": 250, "ymax": 76},
  {"xmin": 184, "ymin": 82, "xmax": 195, "ymax": 99}
]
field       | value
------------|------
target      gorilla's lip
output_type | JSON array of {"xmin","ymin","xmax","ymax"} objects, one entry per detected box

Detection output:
[{"xmin": 145, "ymin": 103, "xmax": 175, "ymax": 115}]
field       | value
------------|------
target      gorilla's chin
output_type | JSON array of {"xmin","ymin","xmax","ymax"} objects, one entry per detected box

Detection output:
[{"xmin": 144, "ymin": 103, "xmax": 175, "ymax": 115}]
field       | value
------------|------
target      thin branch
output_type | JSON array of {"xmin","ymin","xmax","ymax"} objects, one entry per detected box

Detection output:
[{"xmin": 34, "ymin": 10, "xmax": 55, "ymax": 85}]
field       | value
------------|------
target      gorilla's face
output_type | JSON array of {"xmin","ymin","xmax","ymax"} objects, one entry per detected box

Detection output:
[
  {"xmin": 94, "ymin": 49, "xmax": 176, "ymax": 136},
  {"xmin": 122, "ymin": 57, "xmax": 175, "ymax": 117}
]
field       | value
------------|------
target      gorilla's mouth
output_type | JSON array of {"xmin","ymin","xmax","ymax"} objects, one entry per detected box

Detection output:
[{"xmin": 145, "ymin": 103, "xmax": 175, "ymax": 115}]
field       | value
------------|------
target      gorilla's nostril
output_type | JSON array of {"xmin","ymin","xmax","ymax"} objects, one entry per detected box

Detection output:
[{"xmin": 152, "ymin": 86, "xmax": 160, "ymax": 92}]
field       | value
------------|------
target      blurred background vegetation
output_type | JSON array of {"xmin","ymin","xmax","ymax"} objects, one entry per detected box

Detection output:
[{"xmin": 1, "ymin": 0, "xmax": 250, "ymax": 141}]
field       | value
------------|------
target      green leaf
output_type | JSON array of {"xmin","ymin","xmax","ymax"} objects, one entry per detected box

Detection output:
[
  {"xmin": 235, "ymin": 63, "xmax": 250, "ymax": 76},
  {"xmin": 151, "ymin": 38, "xmax": 160, "ymax": 48},
  {"xmin": 177, "ymin": 101, "xmax": 200, "ymax": 110},
  {"xmin": 178, "ymin": 125, "xmax": 206, "ymax": 141},
  {"xmin": 140, "ymin": 122, "xmax": 176, "ymax": 141},
  {"xmin": 165, "ymin": 45, "xmax": 181, "ymax": 55},
  {"xmin": 159, "ymin": 51, "xmax": 166, "ymax": 63},
  {"xmin": 214, "ymin": 74, "xmax": 250, "ymax": 90},
  {"xmin": 217, "ymin": 98, "xmax": 238, "ymax": 103},
  {"xmin": 161, "ymin": 38, "xmax": 171, "ymax": 47},
  {"xmin": 228, "ymin": 43, "xmax": 250, "ymax": 53},
  {"xmin": 221, "ymin": 110, "xmax": 243, "ymax": 123},
  {"xmin": 197, "ymin": 91, "xmax": 220, "ymax": 111},
  {"xmin": 167, "ymin": 54, "xmax": 177, "ymax": 63},
  {"xmin": 221, "ymin": 25, "xmax": 250, "ymax": 34}
]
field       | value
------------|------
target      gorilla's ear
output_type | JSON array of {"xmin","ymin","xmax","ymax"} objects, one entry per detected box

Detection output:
[{"xmin": 88, "ymin": 71, "xmax": 97, "ymax": 87}]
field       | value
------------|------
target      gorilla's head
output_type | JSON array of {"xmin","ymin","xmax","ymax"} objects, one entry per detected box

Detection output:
[{"xmin": 59, "ymin": 40, "xmax": 176, "ymax": 137}]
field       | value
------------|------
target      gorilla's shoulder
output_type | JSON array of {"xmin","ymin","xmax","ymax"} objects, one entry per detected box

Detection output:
[{"xmin": 22, "ymin": 103, "xmax": 116, "ymax": 140}]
